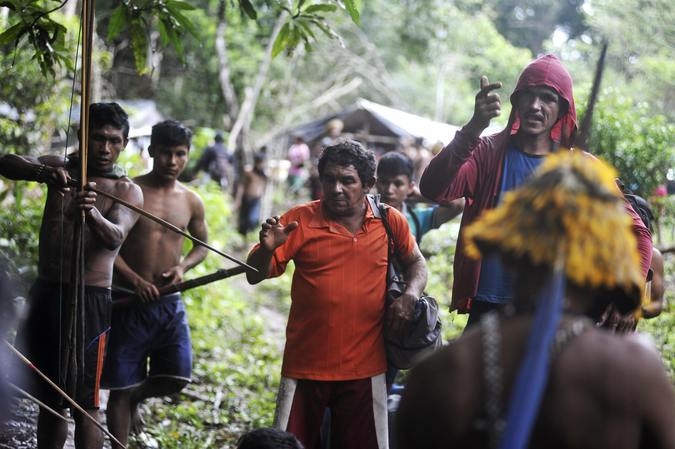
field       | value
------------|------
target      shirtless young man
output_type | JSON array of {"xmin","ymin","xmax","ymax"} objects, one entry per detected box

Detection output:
[
  {"xmin": 0, "ymin": 102, "xmax": 143, "ymax": 449},
  {"xmin": 101, "ymin": 120, "xmax": 208, "ymax": 448},
  {"xmin": 234, "ymin": 151, "xmax": 268, "ymax": 237}
]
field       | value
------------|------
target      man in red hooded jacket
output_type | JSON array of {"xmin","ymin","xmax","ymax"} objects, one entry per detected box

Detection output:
[{"xmin": 419, "ymin": 54, "xmax": 652, "ymax": 327}]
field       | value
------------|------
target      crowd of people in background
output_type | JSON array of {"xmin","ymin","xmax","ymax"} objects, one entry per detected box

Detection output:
[{"xmin": 1, "ymin": 52, "xmax": 674, "ymax": 449}]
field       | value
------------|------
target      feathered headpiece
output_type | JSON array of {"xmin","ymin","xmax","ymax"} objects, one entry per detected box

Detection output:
[{"xmin": 464, "ymin": 151, "xmax": 644, "ymax": 310}]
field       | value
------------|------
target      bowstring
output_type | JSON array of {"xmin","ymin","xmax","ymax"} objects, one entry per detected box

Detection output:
[{"xmin": 58, "ymin": 5, "xmax": 83, "ymax": 392}]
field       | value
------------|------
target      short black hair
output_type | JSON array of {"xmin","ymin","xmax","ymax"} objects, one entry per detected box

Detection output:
[
  {"xmin": 318, "ymin": 139, "xmax": 376, "ymax": 185},
  {"xmin": 214, "ymin": 132, "xmax": 224, "ymax": 143},
  {"xmin": 89, "ymin": 102, "xmax": 130, "ymax": 139},
  {"xmin": 150, "ymin": 120, "xmax": 193, "ymax": 147},
  {"xmin": 236, "ymin": 428, "xmax": 304, "ymax": 449},
  {"xmin": 376, "ymin": 151, "xmax": 414, "ymax": 180}
]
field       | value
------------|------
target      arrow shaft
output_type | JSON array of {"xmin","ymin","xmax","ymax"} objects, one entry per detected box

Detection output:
[
  {"xmin": 3, "ymin": 340, "xmax": 127, "ymax": 448},
  {"xmin": 89, "ymin": 186, "xmax": 256, "ymax": 272}
]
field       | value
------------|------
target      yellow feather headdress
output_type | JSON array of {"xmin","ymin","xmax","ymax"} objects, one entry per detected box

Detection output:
[{"xmin": 464, "ymin": 151, "xmax": 644, "ymax": 309}]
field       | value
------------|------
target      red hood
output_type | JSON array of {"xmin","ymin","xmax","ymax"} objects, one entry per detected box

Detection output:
[{"xmin": 508, "ymin": 54, "xmax": 577, "ymax": 147}]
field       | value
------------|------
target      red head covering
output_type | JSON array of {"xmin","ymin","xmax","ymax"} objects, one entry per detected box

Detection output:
[{"xmin": 508, "ymin": 54, "xmax": 577, "ymax": 147}]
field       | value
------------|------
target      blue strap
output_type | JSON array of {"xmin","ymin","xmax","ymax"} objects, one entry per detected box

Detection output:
[{"xmin": 498, "ymin": 269, "xmax": 565, "ymax": 449}]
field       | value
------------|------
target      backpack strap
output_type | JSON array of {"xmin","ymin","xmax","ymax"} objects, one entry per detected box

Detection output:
[{"xmin": 367, "ymin": 194, "xmax": 401, "ymax": 266}]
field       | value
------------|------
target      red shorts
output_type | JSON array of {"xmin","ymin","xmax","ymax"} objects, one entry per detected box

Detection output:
[{"xmin": 274, "ymin": 374, "xmax": 388, "ymax": 449}]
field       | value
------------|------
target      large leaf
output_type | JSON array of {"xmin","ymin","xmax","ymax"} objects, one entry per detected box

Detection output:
[
  {"xmin": 271, "ymin": 22, "xmax": 291, "ymax": 58},
  {"xmin": 344, "ymin": 0, "xmax": 361, "ymax": 24},
  {"xmin": 239, "ymin": 0, "xmax": 258, "ymax": 20},
  {"xmin": 107, "ymin": 5, "xmax": 128, "ymax": 40},
  {"xmin": 129, "ymin": 19, "xmax": 149, "ymax": 74},
  {"xmin": 302, "ymin": 4, "xmax": 338, "ymax": 14},
  {"xmin": 164, "ymin": 0, "xmax": 195, "ymax": 11},
  {"xmin": 0, "ymin": 23, "xmax": 26, "ymax": 46}
]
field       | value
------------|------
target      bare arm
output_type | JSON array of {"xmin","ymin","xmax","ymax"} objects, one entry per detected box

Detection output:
[
  {"xmin": 400, "ymin": 244, "xmax": 428, "ymax": 300},
  {"xmin": 633, "ymin": 338, "xmax": 675, "ymax": 448},
  {"xmin": 84, "ymin": 181, "xmax": 143, "ymax": 251},
  {"xmin": 245, "ymin": 215, "xmax": 298, "ymax": 284},
  {"xmin": 431, "ymin": 198, "xmax": 465, "ymax": 228},
  {"xmin": 642, "ymin": 248, "xmax": 665, "ymax": 319},
  {"xmin": 0, "ymin": 153, "xmax": 70, "ymax": 187},
  {"xmin": 387, "ymin": 243, "xmax": 428, "ymax": 335}
]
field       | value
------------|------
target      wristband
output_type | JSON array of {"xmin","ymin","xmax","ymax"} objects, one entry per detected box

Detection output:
[{"xmin": 35, "ymin": 164, "xmax": 47, "ymax": 183}]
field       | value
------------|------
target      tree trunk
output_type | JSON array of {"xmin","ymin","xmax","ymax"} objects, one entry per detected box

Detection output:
[
  {"xmin": 227, "ymin": 11, "xmax": 287, "ymax": 156},
  {"xmin": 215, "ymin": 0, "xmax": 239, "ymax": 129}
]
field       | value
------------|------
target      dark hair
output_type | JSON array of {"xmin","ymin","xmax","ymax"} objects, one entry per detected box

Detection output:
[
  {"xmin": 214, "ymin": 132, "xmax": 224, "ymax": 143},
  {"xmin": 88, "ymin": 102, "xmax": 130, "ymax": 139},
  {"xmin": 150, "ymin": 120, "xmax": 193, "ymax": 147},
  {"xmin": 627, "ymin": 193, "xmax": 654, "ymax": 232},
  {"xmin": 318, "ymin": 139, "xmax": 376, "ymax": 185},
  {"xmin": 376, "ymin": 151, "xmax": 414, "ymax": 179},
  {"xmin": 236, "ymin": 428, "xmax": 304, "ymax": 449},
  {"xmin": 253, "ymin": 151, "xmax": 266, "ymax": 163}
]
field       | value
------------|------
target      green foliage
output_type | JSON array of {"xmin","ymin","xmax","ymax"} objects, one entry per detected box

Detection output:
[
  {"xmin": 0, "ymin": 0, "xmax": 73, "ymax": 76},
  {"xmin": 107, "ymin": 0, "xmax": 198, "ymax": 74},
  {"xmin": 419, "ymin": 220, "xmax": 467, "ymax": 340},
  {"xmin": 585, "ymin": 90, "xmax": 675, "ymax": 197},
  {"xmin": 636, "ymin": 253, "xmax": 675, "ymax": 380},
  {"xmin": 0, "ymin": 182, "xmax": 44, "ymax": 284},
  {"xmin": 271, "ymin": 1, "xmax": 363, "ymax": 58},
  {"xmin": 0, "ymin": 10, "xmax": 76, "ymax": 156}
]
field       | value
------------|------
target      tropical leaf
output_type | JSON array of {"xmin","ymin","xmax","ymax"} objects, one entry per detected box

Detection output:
[
  {"xmin": 239, "ymin": 0, "xmax": 257, "ymax": 20},
  {"xmin": 164, "ymin": 0, "xmax": 195, "ymax": 11},
  {"xmin": 272, "ymin": 22, "xmax": 291, "ymax": 58},
  {"xmin": 107, "ymin": 5, "xmax": 128, "ymax": 40},
  {"xmin": 0, "ymin": 23, "xmax": 26, "ymax": 46},
  {"xmin": 302, "ymin": 4, "xmax": 338, "ymax": 14},
  {"xmin": 344, "ymin": 0, "xmax": 361, "ymax": 24},
  {"xmin": 129, "ymin": 19, "xmax": 149, "ymax": 74}
]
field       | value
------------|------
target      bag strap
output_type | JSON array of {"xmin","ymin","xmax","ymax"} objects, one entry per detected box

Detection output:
[{"xmin": 367, "ymin": 194, "xmax": 399, "ymax": 261}]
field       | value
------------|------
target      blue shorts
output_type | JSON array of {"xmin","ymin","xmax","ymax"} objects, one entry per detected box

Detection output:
[{"xmin": 101, "ymin": 293, "xmax": 192, "ymax": 390}]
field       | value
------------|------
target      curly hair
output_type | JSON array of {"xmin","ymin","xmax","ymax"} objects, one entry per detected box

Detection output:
[{"xmin": 318, "ymin": 139, "xmax": 376, "ymax": 185}]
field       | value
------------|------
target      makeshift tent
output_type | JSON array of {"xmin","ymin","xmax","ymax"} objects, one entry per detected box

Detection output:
[{"xmin": 288, "ymin": 98, "xmax": 461, "ymax": 152}]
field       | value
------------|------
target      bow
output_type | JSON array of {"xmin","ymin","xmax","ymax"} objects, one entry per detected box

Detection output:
[
  {"xmin": 574, "ymin": 42, "xmax": 608, "ymax": 152},
  {"xmin": 59, "ymin": 0, "xmax": 95, "ymax": 408}
]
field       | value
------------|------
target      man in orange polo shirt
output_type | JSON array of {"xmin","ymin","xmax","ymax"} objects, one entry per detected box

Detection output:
[{"xmin": 247, "ymin": 140, "xmax": 428, "ymax": 449}]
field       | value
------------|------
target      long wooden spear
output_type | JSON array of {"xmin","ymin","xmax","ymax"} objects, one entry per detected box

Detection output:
[{"xmin": 4, "ymin": 340, "xmax": 127, "ymax": 449}]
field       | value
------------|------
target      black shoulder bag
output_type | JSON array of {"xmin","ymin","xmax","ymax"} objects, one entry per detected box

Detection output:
[{"xmin": 367, "ymin": 194, "xmax": 443, "ymax": 370}]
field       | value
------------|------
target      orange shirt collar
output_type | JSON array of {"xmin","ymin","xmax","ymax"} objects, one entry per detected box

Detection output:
[{"xmin": 309, "ymin": 197, "xmax": 377, "ymax": 232}]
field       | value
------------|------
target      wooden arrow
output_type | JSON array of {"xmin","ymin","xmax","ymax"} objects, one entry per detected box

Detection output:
[{"xmin": 4, "ymin": 340, "xmax": 127, "ymax": 448}]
